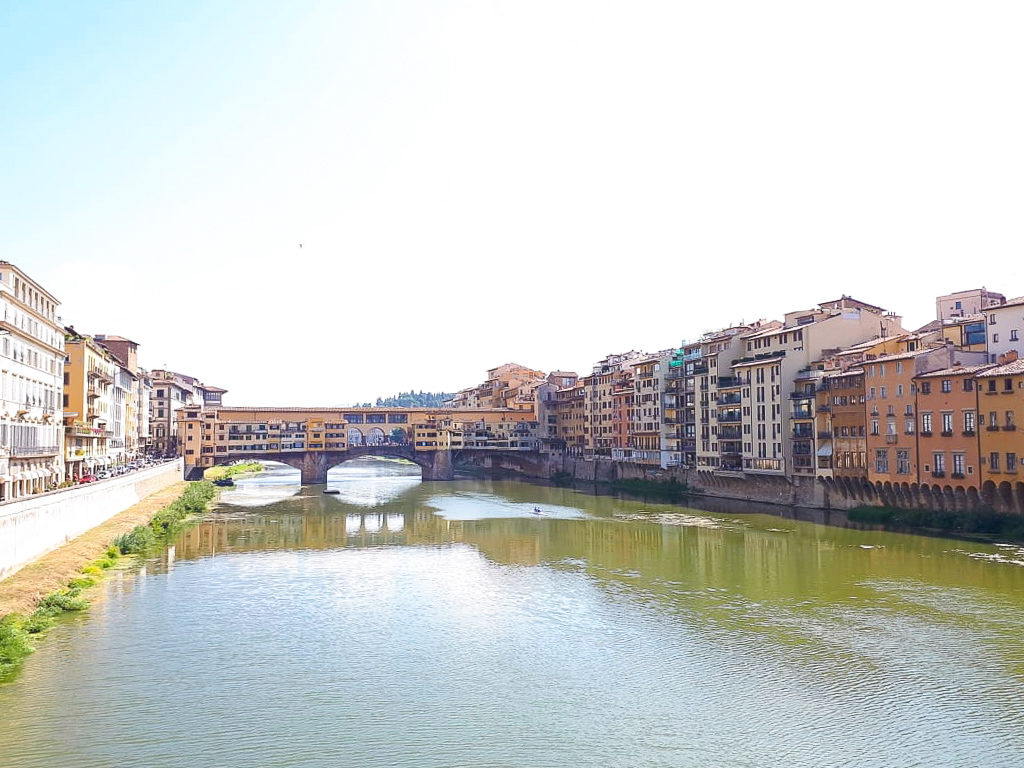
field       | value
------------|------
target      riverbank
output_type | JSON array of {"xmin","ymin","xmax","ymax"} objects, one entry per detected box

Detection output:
[
  {"xmin": 204, "ymin": 462, "xmax": 264, "ymax": 481},
  {"xmin": 0, "ymin": 481, "xmax": 187, "ymax": 618}
]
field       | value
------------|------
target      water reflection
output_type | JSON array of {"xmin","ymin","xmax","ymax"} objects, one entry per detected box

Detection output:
[{"xmin": 3, "ymin": 459, "xmax": 1023, "ymax": 767}]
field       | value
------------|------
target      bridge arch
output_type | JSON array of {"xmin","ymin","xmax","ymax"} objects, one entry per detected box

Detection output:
[{"xmin": 348, "ymin": 427, "xmax": 364, "ymax": 446}]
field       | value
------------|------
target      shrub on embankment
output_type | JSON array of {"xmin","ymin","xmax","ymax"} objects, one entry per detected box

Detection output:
[
  {"xmin": 0, "ymin": 554, "xmax": 108, "ymax": 681},
  {"xmin": 848, "ymin": 504, "xmax": 1024, "ymax": 540},
  {"xmin": 609, "ymin": 478, "xmax": 690, "ymax": 503},
  {"xmin": 2, "ymin": 484, "xmax": 218, "ymax": 682},
  {"xmin": 114, "ymin": 481, "xmax": 215, "ymax": 554}
]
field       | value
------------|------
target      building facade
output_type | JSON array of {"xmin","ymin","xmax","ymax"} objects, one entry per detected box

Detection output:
[{"xmin": 0, "ymin": 263, "xmax": 65, "ymax": 498}]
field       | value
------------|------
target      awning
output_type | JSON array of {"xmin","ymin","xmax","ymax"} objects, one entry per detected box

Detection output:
[{"xmin": 816, "ymin": 444, "xmax": 833, "ymax": 457}]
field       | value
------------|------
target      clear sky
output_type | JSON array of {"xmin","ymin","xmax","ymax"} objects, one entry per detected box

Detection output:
[{"xmin": 4, "ymin": 1, "xmax": 1023, "ymax": 406}]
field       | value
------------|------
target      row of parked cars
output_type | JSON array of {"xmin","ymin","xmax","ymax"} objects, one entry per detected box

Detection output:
[{"xmin": 77, "ymin": 457, "xmax": 175, "ymax": 484}]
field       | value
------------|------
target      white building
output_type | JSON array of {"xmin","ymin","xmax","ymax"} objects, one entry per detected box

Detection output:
[
  {"xmin": 0, "ymin": 262, "xmax": 66, "ymax": 499},
  {"xmin": 984, "ymin": 297, "xmax": 1024, "ymax": 364}
]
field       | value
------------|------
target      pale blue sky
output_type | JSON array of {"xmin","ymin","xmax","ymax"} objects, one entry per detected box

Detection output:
[{"xmin": 4, "ymin": 1, "xmax": 1023, "ymax": 405}]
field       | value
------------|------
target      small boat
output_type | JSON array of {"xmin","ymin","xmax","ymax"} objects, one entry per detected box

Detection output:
[
  {"xmin": 213, "ymin": 477, "xmax": 235, "ymax": 487},
  {"xmin": 323, "ymin": 489, "xmax": 340, "ymax": 495},
  {"xmin": 531, "ymin": 507, "xmax": 547, "ymax": 516}
]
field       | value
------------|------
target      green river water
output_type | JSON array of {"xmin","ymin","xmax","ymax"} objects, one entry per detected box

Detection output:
[{"xmin": 1, "ymin": 458, "xmax": 1023, "ymax": 767}]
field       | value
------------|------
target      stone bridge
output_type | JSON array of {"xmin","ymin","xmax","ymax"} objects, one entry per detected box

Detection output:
[{"xmin": 214, "ymin": 445, "xmax": 456, "ymax": 484}]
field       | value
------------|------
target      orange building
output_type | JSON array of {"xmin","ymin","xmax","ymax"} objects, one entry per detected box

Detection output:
[
  {"xmin": 913, "ymin": 364, "xmax": 992, "ymax": 487},
  {"xmin": 975, "ymin": 357, "xmax": 1024, "ymax": 512}
]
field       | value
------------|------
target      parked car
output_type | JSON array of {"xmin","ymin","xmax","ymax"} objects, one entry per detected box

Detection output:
[
  {"xmin": 78, "ymin": 474, "xmax": 97, "ymax": 484},
  {"xmin": 96, "ymin": 471, "xmax": 110, "ymax": 480}
]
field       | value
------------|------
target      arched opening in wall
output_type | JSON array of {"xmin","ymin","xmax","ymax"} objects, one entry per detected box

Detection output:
[
  {"xmin": 389, "ymin": 427, "xmax": 409, "ymax": 445},
  {"xmin": 981, "ymin": 480, "xmax": 997, "ymax": 508},
  {"xmin": 348, "ymin": 427, "xmax": 364, "ymax": 447},
  {"xmin": 966, "ymin": 486, "xmax": 981, "ymax": 511},
  {"xmin": 365, "ymin": 427, "xmax": 386, "ymax": 446},
  {"xmin": 998, "ymin": 481, "xmax": 1014, "ymax": 514},
  {"xmin": 953, "ymin": 486, "xmax": 967, "ymax": 513},
  {"xmin": 942, "ymin": 485, "xmax": 955, "ymax": 513}
]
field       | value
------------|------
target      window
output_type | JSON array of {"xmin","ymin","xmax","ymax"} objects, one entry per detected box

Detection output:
[
  {"xmin": 989, "ymin": 314, "xmax": 997, "ymax": 325},
  {"xmin": 905, "ymin": 419, "xmax": 915, "ymax": 435},
  {"xmin": 1006, "ymin": 410, "xmax": 1015, "ymax": 428},
  {"xmin": 993, "ymin": 334, "xmax": 999, "ymax": 344},
  {"xmin": 941, "ymin": 379, "xmax": 952, "ymax": 393},
  {"xmin": 964, "ymin": 411, "xmax": 975, "ymax": 433},
  {"xmin": 880, "ymin": 386, "xmax": 887, "ymax": 399},
  {"xmin": 921, "ymin": 412, "xmax": 932, "ymax": 433},
  {"xmin": 933, "ymin": 453, "xmax": 945, "ymax": 474},
  {"xmin": 941, "ymin": 412, "xmax": 954, "ymax": 434},
  {"xmin": 1012, "ymin": 330, "xmax": 1019, "ymax": 342},
  {"xmin": 1008, "ymin": 453, "xmax": 1018, "ymax": 472},
  {"xmin": 952, "ymin": 453, "xmax": 965, "ymax": 476},
  {"xmin": 896, "ymin": 449, "xmax": 910, "ymax": 474},
  {"xmin": 875, "ymin": 449, "xmax": 889, "ymax": 473},
  {"xmin": 919, "ymin": 382, "xmax": 931, "ymax": 395},
  {"xmin": 990, "ymin": 452, "xmax": 1000, "ymax": 471},
  {"xmin": 963, "ymin": 379, "xmax": 974, "ymax": 392},
  {"xmin": 870, "ymin": 419, "xmax": 879, "ymax": 436}
]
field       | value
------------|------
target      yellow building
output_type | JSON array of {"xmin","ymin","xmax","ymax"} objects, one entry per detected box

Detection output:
[{"xmin": 63, "ymin": 332, "xmax": 117, "ymax": 479}]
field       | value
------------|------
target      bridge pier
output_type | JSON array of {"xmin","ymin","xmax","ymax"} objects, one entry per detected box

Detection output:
[
  {"xmin": 298, "ymin": 452, "xmax": 329, "ymax": 485},
  {"xmin": 421, "ymin": 450, "xmax": 454, "ymax": 481}
]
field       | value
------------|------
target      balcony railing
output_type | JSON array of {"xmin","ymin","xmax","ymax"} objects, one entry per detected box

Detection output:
[
  {"xmin": 789, "ymin": 390, "xmax": 815, "ymax": 400},
  {"xmin": 792, "ymin": 427, "xmax": 814, "ymax": 439},
  {"xmin": 792, "ymin": 410, "xmax": 813, "ymax": 420},
  {"xmin": 885, "ymin": 434, "xmax": 898, "ymax": 444},
  {"xmin": 719, "ymin": 413, "xmax": 742, "ymax": 423},
  {"xmin": 717, "ymin": 395, "xmax": 742, "ymax": 406},
  {"xmin": 10, "ymin": 445, "xmax": 60, "ymax": 457},
  {"xmin": 717, "ymin": 376, "xmax": 744, "ymax": 389}
]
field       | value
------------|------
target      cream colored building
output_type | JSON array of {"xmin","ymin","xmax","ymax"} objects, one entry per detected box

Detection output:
[
  {"xmin": 0, "ymin": 263, "xmax": 65, "ymax": 498},
  {"xmin": 729, "ymin": 297, "xmax": 905, "ymax": 476}
]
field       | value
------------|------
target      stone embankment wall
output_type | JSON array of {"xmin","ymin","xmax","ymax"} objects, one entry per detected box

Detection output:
[
  {"xmin": 456, "ymin": 452, "xmax": 862, "ymax": 511},
  {"xmin": 0, "ymin": 460, "xmax": 184, "ymax": 580}
]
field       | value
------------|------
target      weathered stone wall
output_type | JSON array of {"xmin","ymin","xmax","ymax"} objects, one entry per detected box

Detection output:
[
  {"xmin": 0, "ymin": 460, "xmax": 184, "ymax": 581},
  {"xmin": 456, "ymin": 452, "xmax": 863, "ymax": 512}
]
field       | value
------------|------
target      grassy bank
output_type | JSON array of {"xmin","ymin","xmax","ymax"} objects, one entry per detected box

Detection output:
[
  {"xmin": 0, "ymin": 481, "xmax": 216, "ymax": 682},
  {"xmin": 609, "ymin": 477, "xmax": 690, "ymax": 503},
  {"xmin": 847, "ymin": 504, "xmax": 1024, "ymax": 541},
  {"xmin": 204, "ymin": 462, "xmax": 264, "ymax": 481}
]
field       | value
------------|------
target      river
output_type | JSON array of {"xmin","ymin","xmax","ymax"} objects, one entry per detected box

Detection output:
[{"xmin": 1, "ymin": 458, "xmax": 1023, "ymax": 767}]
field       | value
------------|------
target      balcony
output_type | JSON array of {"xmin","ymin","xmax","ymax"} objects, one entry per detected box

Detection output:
[
  {"xmin": 792, "ymin": 427, "xmax": 814, "ymax": 439},
  {"xmin": 719, "ymin": 427, "xmax": 742, "ymax": 440},
  {"xmin": 66, "ymin": 426, "xmax": 113, "ymax": 438},
  {"xmin": 717, "ymin": 376, "xmax": 744, "ymax": 389},
  {"xmin": 792, "ymin": 409, "xmax": 813, "ymax": 420},
  {"xmin": 743, "ymin": 457, "xmax": 785, "ymax": 474},
  {"xmin": 10, "ymin": 445, "xmax": 60, "ymax": 457},
  {"xmin": 932, "ymin": 470, "xmax": 946, "ymax": 479},
  {"xmin": 885, "ymin": 434, "xmax": 898, "ymax": 444},
  {"xmin": 693, "ymin": 364, "xmax": 709, "ymax": 374},
  {"xmin": 941, "ymin": 430, "xmax": 953, "ymax": 437},
  {"xmin": 1003, "ymin": 424, "xmax": 1017, "ymax": 431},
  {"xmin": 719, "ymin": 413, "xmax": 742, "ymax": 423},
  {"xmin": 920, "ymin": 430, "xmax": 933, "ymax": 437},
  {"xmin": 717, "ymin": 395, "xmax": 742, "ymax": 406},
  {"xmin": 789, "ymin": 390, "xmax": 815, "ymax": 400},
  {"xmin": 817, "ymin": 431, "xmax": 833, "ymax": 440},
  {"xmin": 962, "ymin": 430, "xmax": 976, "ymax": 437},
  {"xmin": 817, "ymin": 405, "xmax": 831, "ymax": 413}
]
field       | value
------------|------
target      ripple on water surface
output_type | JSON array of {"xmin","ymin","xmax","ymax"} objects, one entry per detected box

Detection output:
[{"xmin": 1, "ymin": 469, "xmax": 1024, "ymax": 767}]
